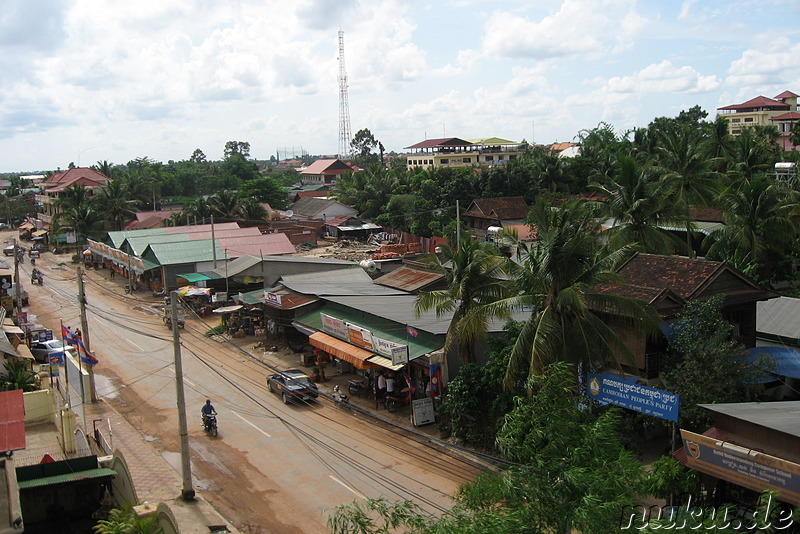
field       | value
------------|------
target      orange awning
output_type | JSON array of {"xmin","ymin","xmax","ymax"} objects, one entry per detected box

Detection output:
[
  {"xmin": 19, "ymin": 222, "xmax": 34, "ymax": 230},
  {"xmin": 309, "ymin": 331, "xmax": 375, "ymax": 370}
]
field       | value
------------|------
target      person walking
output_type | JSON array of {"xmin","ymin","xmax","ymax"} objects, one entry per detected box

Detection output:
[
  {"xmin": 385, "ymin": 373, "xmax": 396, "ymax": 398},
  {"xmin": 376, "ymin": 371, "xmax": 387, "ymax": 407}
]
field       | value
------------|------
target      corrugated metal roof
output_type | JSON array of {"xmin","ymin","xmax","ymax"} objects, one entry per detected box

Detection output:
[
  {"xmin": 758, "ymin": 297, "xmax": 800, "ymax": 341},
  {"xmin": 374, "ymin": 266, "xmax": 443, "ymax": 292},
  {"xmin": 144, "ymin": 239, "xmax": 228, "ymax": 266},
  {"xmin": 0, "ymin": 389, "xmax": 25, "ymax": 451},
  {"xmin": 295, "ymin": 305, "xmax": 443, "ymax": 358},
  {"xmin": 17, "ymin": 468, "xmax": 116, "ymax": 489}
]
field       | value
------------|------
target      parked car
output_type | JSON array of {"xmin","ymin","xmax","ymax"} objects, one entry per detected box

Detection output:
[
  {"xmin": 3, "ymin": 245, "xmax": 15, "ymax": 256},
  {"xmin": 30, "ymin": 339, "xmax": 77, "ymax": 363},
  {"xmin": 266, "ymin": 369, "xmax": 319, "ymax": 404}
]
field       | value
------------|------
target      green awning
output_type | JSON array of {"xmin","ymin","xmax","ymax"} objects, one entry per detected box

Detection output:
[
  {"xmin": 294, "ymin": 306, "xmax": 442, "ymax": 360},
  {"xmin": 17, "ymin": 468, "xmax": 116, "ymax": 489},
  {"xmin": 177, "ymin": 272, "xmax": 224, "ymax": 282}
]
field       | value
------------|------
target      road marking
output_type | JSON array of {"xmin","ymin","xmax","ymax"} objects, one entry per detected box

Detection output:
[
  {"xmin": 329, "ymin": 476, "xmax": 366, "ymax": 500},
  {"xmin": 126, "ymin": 339, "xmax": 143, "ymax": 351},
  {"xmin": 232, "ymin": 411, "xmax": 272, "ymax": 438}
]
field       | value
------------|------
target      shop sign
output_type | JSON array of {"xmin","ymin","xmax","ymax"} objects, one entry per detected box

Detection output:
[
  {"xmin": 373, "ymin": 336, "xmax": 406, "ymax": 359},
  {"xmin": 681, "ymin": 429, "xmax": 800, "ymax": 506},
  {"xmin": 37, "ymin": 330, "xmax": 53, "ymax": 341},
  {"xmin": 411, "ymin": 397, "xmax": 435, "ymax": 426},
  {"xmin": 320, "ymin": 313, "xmax": 347, "ymax": 338},
  {"xmin": 264, "ymin": 292, "xmax": 282, "ymax": 307},
  {"xmin": 346, "ymin": 323, "xmax": 374, "ymax": 351},
  {"xmin": 586, "ymin": 371, "xmax": 679, "ymax": 422},
  {"xmin": 390, "ymin": 345, "xmax": 409, "ymax": 366}
]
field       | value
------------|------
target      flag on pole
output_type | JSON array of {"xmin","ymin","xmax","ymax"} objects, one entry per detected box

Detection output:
[
  {"xmin": 61, "ymin": 324, "xmax": 98, "ymax": 365},
  {"xmin": 406, "ymin": 325, "xmax": 419, "ymax": 338}
]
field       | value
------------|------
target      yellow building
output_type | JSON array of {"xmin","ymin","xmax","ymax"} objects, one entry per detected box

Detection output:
[
  {"xmin": 717, "ymin": 90, "xmax": 799, "ymax": 151},
  {"xmin": 404, "ymin": 137, "xmax": 523, "ymax": 170}
]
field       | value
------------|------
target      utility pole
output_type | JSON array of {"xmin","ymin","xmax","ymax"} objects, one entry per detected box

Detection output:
[
  {"xmin": 211, "ymin": 215, "xmax": 217, "ymax": 269},
  {"xmin": 456, "ymin": 200, "xmax": 461, "ymax": 248},
  {"xmin": 12, "ymin": 239, "xmax": 20, "ymax": 317},
  {"xmin": 171, "ymin": 291, "xmax": 195, "ymax": 501},
  {"xmin": 77, "ymin": 267, "xmax": 97, "ymax": 401}
]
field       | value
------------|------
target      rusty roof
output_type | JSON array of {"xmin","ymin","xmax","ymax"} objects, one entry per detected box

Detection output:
[
  {"xmin": 374, "ymin": 265, "xmax": 444, "ymax": 293},
  {"xmin": 464, "ymin": 196, "xmax": 529, "ymax": 221},
  {"xmin": 0, "ymin": 389, "xmax": 25, "ymax": 452},
  {"xmin": 404, "ymin": 137, "xmax": 474, "ymax": 149}
]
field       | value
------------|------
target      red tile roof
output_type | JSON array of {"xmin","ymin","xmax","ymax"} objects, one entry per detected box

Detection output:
[
  {"xmin": 718, "ymin": 95, "xmax": 790, "ymax": 111},
  {"xmin": 43, "ymin": 167, "xmax": 111, "ymax": 186},
  {"xmin": 404, "ymin": 138, "xmax": 474, "ymax": 149},
  {"xmin": 0, "ymin": 389, "xmax": 25, "ymax": 452},
  {"xmin": 770, "ymin": 112, "xmax": 800, "ymax": 121},
  {"xmin": 774, "ymin": 90, "xmax": 799, "ymax": 100}
]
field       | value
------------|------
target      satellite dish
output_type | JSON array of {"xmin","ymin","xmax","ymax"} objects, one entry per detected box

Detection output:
[{"xmin": 285, "ymin": 210, "xmax": 294, "ymax": 218}]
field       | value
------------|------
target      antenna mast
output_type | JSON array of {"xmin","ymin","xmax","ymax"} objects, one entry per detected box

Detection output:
[{"xmin": 337, "ymin": 29, "xmax": 353, "ymax": 160}]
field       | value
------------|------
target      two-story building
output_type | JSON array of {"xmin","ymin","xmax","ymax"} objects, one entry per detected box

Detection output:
[
  {"xmin": 404, "ymin": 137, "xmax": 523, "ymax": 171},
  {"xmin": 34, "ymin": 168, "xmax": 111, "ymax": 231},
  {"xmin": 717, "ymin": 90, "xmax": 799, "ymax": 151}
]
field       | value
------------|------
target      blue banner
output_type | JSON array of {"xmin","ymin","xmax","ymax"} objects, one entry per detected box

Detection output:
[{"xmin": 586, "ymin": 371, "xmax": 679, "ymax": 422}]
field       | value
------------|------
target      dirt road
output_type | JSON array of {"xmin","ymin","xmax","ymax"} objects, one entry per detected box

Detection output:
[{"xmin": 15, "ymin": 234, "xmax": 483, "ymax": 533}]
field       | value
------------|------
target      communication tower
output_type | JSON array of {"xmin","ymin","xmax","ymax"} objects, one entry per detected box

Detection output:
[{"xmin": 337, "ymin": 29, "xmax": 353, "ymax": 160}]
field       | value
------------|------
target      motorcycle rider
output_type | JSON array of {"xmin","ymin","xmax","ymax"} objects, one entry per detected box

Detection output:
[{"xmin": 201, "ymin": 399, "xmax": 217, "ymax": 429}]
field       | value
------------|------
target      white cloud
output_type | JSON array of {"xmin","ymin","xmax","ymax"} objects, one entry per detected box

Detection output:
[
  {"xmin": 481, "ymin": 0, "xmax": 647, "ymax": 60},
  {"xmin": 600, "ymin": 60, "xmax": 721, "ymax": 95},
  {"xmin": 726, "ymin": 36, "xmax": 800, "ymax": 90}
]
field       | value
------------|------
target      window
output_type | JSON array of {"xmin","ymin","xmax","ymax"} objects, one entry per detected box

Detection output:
[
  {"xmin": 485, "ymin": 155, "xmax": 494, "ymax": 162},
  {"xmin": 744, "ymin": 117, "xmax": 754, "ymax": 122},
  {"xmin": 440, "ymin": 158, "xmax": 449, "ymax": 164},
  {"xmin": 732, "ymin": 129, "xmax": 741, "ymax": 135},
  {"xmin": 462, "ymin": 157, "xmax": 471, "ymax": 163},
  {"xmin": 731, "ymin": 118, "xmax": 741, "ymax": 123}
]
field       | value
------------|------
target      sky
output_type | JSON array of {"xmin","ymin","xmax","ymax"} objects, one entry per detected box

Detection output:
[{"xmin": 1, "ymin": 0, "xmax": 799, "ymax": 173}]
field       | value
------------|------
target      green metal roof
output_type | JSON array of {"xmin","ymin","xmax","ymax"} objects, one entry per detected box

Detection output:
[
  {"xmin": 123, "ymin": 233, "xmax": 193, "ymax": 255},
  {"xmin": 17, "ymin": 468, "xmax": 116, "ymax": 489},
  {"xmin": 294, "ymin": 304, "xmax": 442, "ymax": 359},
  {"xmin": 107, "ymin": 228, "xmax": 168, "ymax": 248},
  {"xmin": 143, "ymin": 239, "xmax": 229, "ymax": 266}
]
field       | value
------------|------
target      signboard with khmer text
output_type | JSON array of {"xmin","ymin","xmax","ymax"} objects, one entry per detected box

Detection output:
[{"xmin": 587, "ymin": 371, "xmax": 679, "ymax": 422}]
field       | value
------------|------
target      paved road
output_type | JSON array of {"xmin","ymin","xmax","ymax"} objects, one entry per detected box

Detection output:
[{"xmin": 18, "ymin": 237, "xmax": 483, "ymax": 533}]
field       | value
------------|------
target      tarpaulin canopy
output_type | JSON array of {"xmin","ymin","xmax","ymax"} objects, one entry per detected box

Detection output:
[
  {"xmin": 176, "ymin": 286, "xmax": 211, "ymax": 297},
  {"xmin": 32, "ymin": 229, "xmax": 47, "ymax": 237},
  {"xmin": 744, "ymin": 346, "xmax": 800, "ymax": 382},
  {"xmin": 213, "ymin": 305, "xmax": 244, "ymax": 314}
]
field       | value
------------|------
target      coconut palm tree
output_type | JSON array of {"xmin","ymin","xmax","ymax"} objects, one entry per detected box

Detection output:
[
  {"xmin": 207, "ymin": 190, "xmax": 241, "ymax": 220},
  {"xmin": 237, "ymin": 198, "xmax": 268, "ymax": 222},
  {"xmin": 414, "ymin": 239, "xmax": 512, "ymax": 364},
  {"xmin": 654, "ymin": 125, "xmax": 722, "ymax": 256},
  {"xmin": 592, "ymin": 155, "xmax": 687, "ymax": 254},
  {"xmin": 464, "ymin": 199, "xmax": 660, "ymax": 392},
  {"xmin": 94, "ymin": 179, "xmax": 136, "ymax": 230},
  {"xmin": 180, "ymin": 197, "xmax": 213, "ymax": 224},
  {"xmin": 54, "ymin": 184, "xmax": 104, "ymax": 242},
  {"xmin": 703, "ymin": 175, "xmax": 796, "ymax": 279}
]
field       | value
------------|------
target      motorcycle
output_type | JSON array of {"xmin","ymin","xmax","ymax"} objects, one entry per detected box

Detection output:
[
  {"xmin": 202, "ymin": 413, "xmax": 218, "ymax": 437},
  {"xmin": 384, "ymin": 389, "xmax": 411, "ymax": 413},
  {"xmin": 332, "ymin": 385, "xmax": 349, "ymax": 405},
  {"xmin": 347, "ymin": 378, "xmax": 371, "ymax": 397},
  {"xmin": 31, "ymin": 270, "xmax": 43, "ymax": 286}
]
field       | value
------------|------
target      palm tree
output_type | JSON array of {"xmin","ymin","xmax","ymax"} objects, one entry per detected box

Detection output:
[
  {"xmin": 237, "ymin": 198, "xmax": 268, "ymax": 222},
  {"xmin": 0, "ymin": 360, "xmax": 39, "ymax": 392},
  {"xmin": 726, "ymin": 128, "xmax": 774, "ymax": 180},
  {"xmin": 180, "ymin": 197, "xmax": 213, "ymax": 224},
  {"xmin": 466, "ymin": 200, "xmax": 660, "ymax": 391},
  {"xmin": 654, "ymin": 125, "xmax": 722, "ymax": 256},
  {"xmin": 94, "ymin": 179, "xmax": 136, "ymax": 230},
  {"xmin": 54, "ymin": 184, "xmax": 104, "ymax": 242},
  {"xmin": 703, "ymin": 175, "xmax": 796, "ymax": 279},
  {"xmin": 414, "ymin": 239, "xmax": 511, "ymax": 364},
  {"xmin": 592, "ymin": 155, "xmax": 687, "ymax": 254},
  {"xmin": 207, "ymin": 190, "xmax": 241, "ymax": 220}
]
